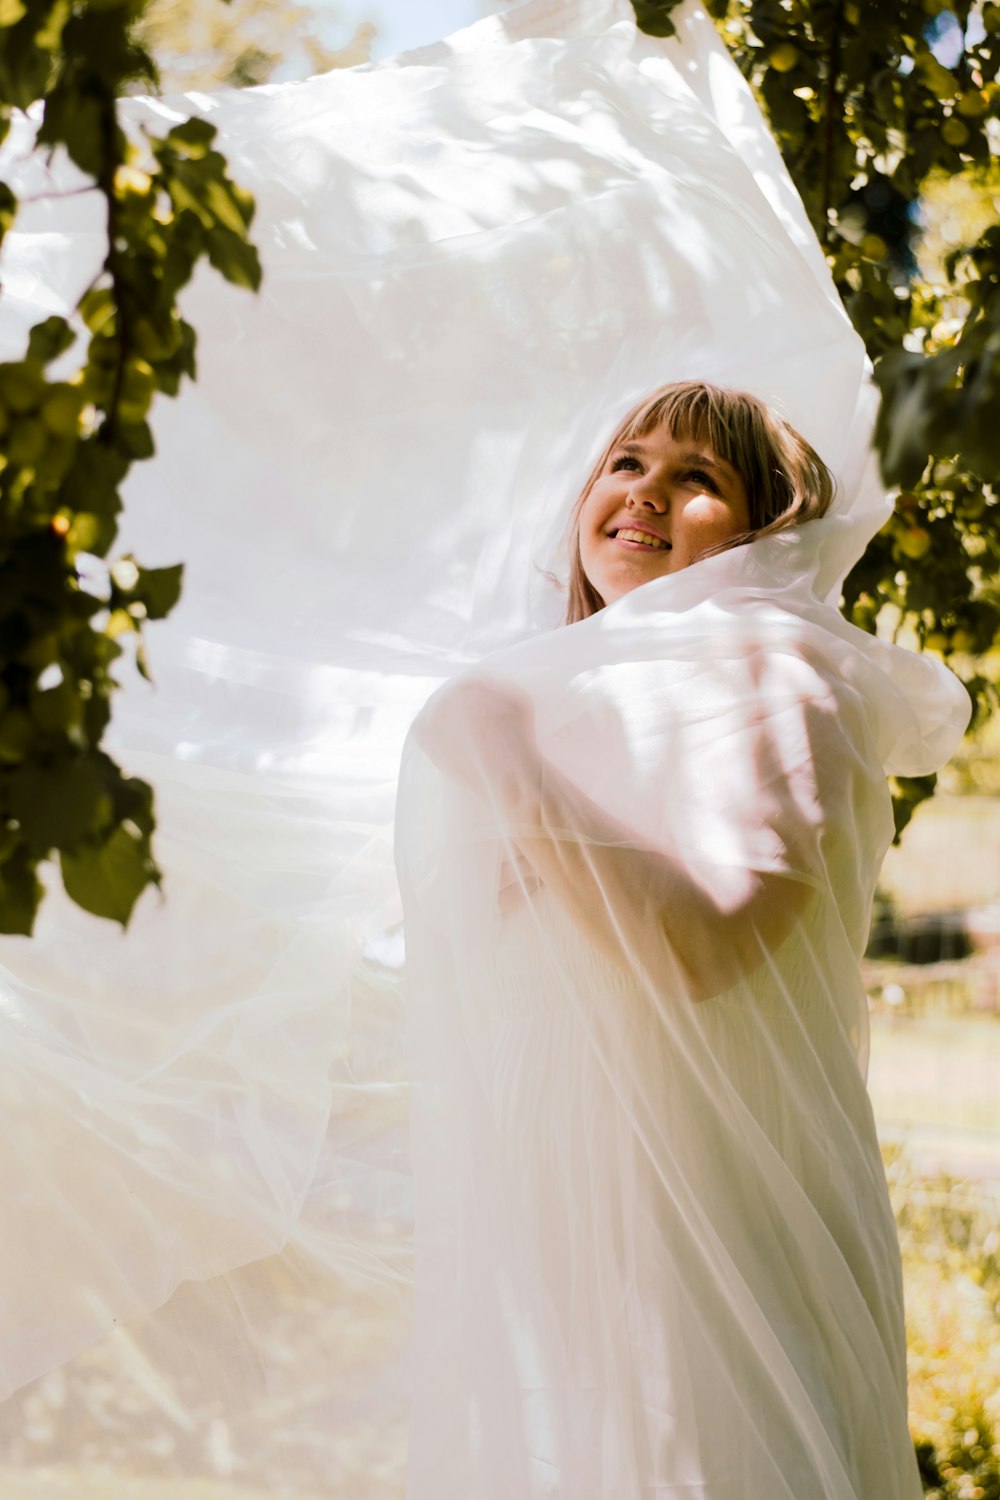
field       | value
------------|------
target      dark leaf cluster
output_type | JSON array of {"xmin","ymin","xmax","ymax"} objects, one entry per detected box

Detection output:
[
  {"xmin": 636, "ymin": 0, "xmax": 1000, "ymax": 835},
  {"xmin": 0, "ymin": 0, "xmax": 261, "ymax": 932}
]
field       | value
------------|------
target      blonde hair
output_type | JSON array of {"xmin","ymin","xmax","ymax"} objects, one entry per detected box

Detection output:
[{"xmin": 564, "ymin": 380, "xmax": 835, "ymax": 624}]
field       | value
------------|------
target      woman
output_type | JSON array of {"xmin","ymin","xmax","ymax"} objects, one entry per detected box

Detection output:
[{"xmin": 395, "ymin": 381, "xmax": 961, "ymax": 1499}]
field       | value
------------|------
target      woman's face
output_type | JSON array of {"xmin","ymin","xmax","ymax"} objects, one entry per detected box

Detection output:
[{"xmin": 577, "ymin": 423, "xmax": 752, "ymax": 606}]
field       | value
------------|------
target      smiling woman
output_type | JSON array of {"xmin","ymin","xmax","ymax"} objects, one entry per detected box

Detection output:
[
  {"xmin": 568, "ymin": 380, "xmax": 835, "ymax": 619},
  {"xmin": 398, "ymin": 396, "xmax": 968, "ymax": 1499},
  {"xmin": 397, "ymin": 361, "xmax": 969, "ymax": 1497}
]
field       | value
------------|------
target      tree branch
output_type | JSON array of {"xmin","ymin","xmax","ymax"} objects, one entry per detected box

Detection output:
[{"xmin": 820, "ymin": 0, "xmax": 846, "ymax": 247}]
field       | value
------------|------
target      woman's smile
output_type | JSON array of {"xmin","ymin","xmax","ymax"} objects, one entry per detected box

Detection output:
[{"xmin": 611, "ymin": 525, "xmax": 672, "ymax": 551}]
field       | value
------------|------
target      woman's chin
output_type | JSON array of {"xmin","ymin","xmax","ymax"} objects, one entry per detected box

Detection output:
[{"xmin": 591, "ymin": 561, "xmax": 679, "ymax": 601}]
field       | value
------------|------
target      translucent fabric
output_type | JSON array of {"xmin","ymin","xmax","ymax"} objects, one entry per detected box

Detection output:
[
  {"xmin": 396, "ymin": 554, "xmax": 968, "ymax": 1500},
  {"xmin": 0, "ymin": 0, "xmax": 970, "ymax": 1495}
]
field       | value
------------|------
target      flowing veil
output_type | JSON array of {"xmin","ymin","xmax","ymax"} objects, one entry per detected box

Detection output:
[{"xmin": 0, "ymin": 1, "xmax": 970, "ymax": 1495}]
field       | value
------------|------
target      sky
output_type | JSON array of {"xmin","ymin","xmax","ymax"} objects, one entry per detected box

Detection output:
[{"xmin": 316, "ymin": 0, "xmax": 494, "ymax": 61}]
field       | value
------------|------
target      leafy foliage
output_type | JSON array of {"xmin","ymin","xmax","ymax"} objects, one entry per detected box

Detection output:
[
  {"xmin": 0, "ymin": 0, "xmax": 261, "ymax": 932},
  {"xmin": 634, "ymin": 0, "xmax": 1000, "ymax": 834}
]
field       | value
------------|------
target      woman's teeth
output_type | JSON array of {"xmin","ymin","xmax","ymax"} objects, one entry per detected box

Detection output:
[{"xmin": 616, "ymin": 528, "xmax": 670, "ymax": 549}]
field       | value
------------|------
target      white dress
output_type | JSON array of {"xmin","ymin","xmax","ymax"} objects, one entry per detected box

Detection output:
[
  {"xmin": 403, "ymin": 896, "xmax": 920, "ymax": 1499},
  {"xmin": 395, "ymin": 597, "xmax": 943, "ymax": 1500}
]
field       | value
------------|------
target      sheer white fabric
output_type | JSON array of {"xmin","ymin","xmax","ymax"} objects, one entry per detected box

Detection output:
[
  {"xmin": 0, "ymin": 0, "xmax": 970, "ymax": 1495},
  {"xmin": 396, "ymin": 557, "xmax": 965, "ymax": 1499}
]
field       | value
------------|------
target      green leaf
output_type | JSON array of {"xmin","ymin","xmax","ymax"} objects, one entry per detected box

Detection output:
[
  {"xmin": 873, "ymin": 351, "xmax": 937, "ymax": 489},
  {"xmin": 165, "ymin": 117, "xmax": 218, "ymax": 158},
  {"xmin": 78, "ymin": 285, "xmax": 117, "ymax": 336},
  {"xmin": 35, "ymin": 0, "xmax": 72, "ymax": 52},
  {"xmin": 114, "ymin": 418, "xmax": 155, "ymax": 460},
  {"xmin": 57, "ymin": 437, "xmax": 128, "ymax": 544},
  {"xmin": 914, "ymin": 51, "xmax": 958, "ymax": 101},
  {"xmin": 135, "ymin": 638, "xmax": 151, "ymax": 681},
  {"xmin": 150, "ymin": 321, "xmax": 197, "ymax": 397},
  {"xmin": 82, "ymin": 688, "xmax": 113, "ymax": 745},
  {"xmin": 890, "ymin": 773, "xmax": 938, "ymax": 844},
  {"xmin": 66, "ymin": 507, "xmax": 116, "ymax": 558},
  {"xmin": 631, "ymin": 0, "xmax": 681, "ymax": 36},
  {"xmin": 204, "ymin": 176, "xmax": 252, "ymax": 237},
  {"xmin": 134, "ymin": 560, "xmax": 183, "ymax": 619},
  {"xmin": 112, "ymin": 768, "xmax": 156, "ymax": 836},
  {"xmin": 167, "ymin": 164, "xmax": 214, "ymax": 228},
  {"xmin": 60, "ymin": 824, "xmax": 153, "ymax": 926},
  {"xmin": 27, "ymin": 315, "xmax": 76, "ymax": 367},
  {"xmin": 7, "ymin": 756, "xmax": 109, "ymax": 856},
  {"xmin": 0, "ymin": 848, "xmax": 43, "ymax": 936},
  {"xmin": 31, "ymin": 678, "xmax": 82, "ymax": 735},
  {"xmin": 204, "ymin": 226, "xmax": 262, "ymax": 291},
  {"xmin": 0, "ymin": 359, "xmax": 45, "ymax": 411},
  {"xmin": 38, "ymin": 90, "xmax": 104, "ymax": 181}
]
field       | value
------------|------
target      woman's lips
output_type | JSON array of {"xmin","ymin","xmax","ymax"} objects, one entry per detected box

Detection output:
[{"xmin": 612, "ymin": 527, "xmax": 671, "ymax": 551}]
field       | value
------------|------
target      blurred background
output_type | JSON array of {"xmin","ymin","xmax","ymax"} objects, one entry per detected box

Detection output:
[{"xmin": 135, "ymin": 0, "xmax": 493, "ymax": 92}]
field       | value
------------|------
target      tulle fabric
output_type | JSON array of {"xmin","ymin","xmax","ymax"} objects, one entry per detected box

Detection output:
[
  {"xmin": 396, "ymin": 553, "xmax": 966, "ymax": 1499},
  {"xmin": 0, "ymin": 0, "xmax": 970, "ymax": 1494}
]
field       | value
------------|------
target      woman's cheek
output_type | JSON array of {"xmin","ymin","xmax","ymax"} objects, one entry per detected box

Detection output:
[
  {"xmin": 578, "ymin": 533, "xmax": 604, "ymax": 592},
  {"xmin": 684, "ymin": 498, "xmax": 744, "ymax": 548}
]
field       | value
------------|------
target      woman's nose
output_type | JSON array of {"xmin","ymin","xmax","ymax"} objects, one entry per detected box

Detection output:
[{"xmin": 627, "ymin": 476, "xmax": 668, "ymax": 510}]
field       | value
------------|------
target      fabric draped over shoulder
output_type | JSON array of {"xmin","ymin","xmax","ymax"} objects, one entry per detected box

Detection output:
[
  {"xmin": 395, "ymin": 562, "xmax": 968, "ymax": 1500},
  {"xmin": 0, "ymin": 0, "xmax": 971, "ymax": 1495}
]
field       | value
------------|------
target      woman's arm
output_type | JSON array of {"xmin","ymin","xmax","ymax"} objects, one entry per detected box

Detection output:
[{"xmin": 415, "ymin": 678, "xmax": 815, "ymax": 1001}]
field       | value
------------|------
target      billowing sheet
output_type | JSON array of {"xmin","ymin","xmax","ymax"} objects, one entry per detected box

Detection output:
[{"xmin": 397, "ymin": 539, "xmax": 964, "ymax": 1499}]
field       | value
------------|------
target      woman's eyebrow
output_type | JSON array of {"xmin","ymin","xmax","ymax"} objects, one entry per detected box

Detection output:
[
  {"xmin": 613, "ymin": 439, "xmax": 736, "ymax": 479},
  {"xmin": 676, "ymin": 448, "xmax": 735, "ymax": 477}
]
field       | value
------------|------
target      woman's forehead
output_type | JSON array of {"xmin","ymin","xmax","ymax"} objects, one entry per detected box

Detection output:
[
  {"xmin": 627, "ymin": 416, "xmax": 727, "ymax": 457},
  {"xmin": 632, "ymin": 403, "xmax": 710, "ymax": 439}
]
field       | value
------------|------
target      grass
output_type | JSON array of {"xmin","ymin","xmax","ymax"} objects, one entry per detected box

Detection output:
[
  {"xmin": 884, "ymin": 1144, "xmax": 1000, "ymax": 1498},
  {"xmin": 866, "ymin": 958, "xmax": 1000, "ymax": 1496}
]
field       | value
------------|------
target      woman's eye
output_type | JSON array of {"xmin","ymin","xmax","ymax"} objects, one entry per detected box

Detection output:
[
  {"xmin": 610, "ymin": 455, "xmax": 641, "ymax": 472},
  {"xmin": 686, "ymin": 469, "xmax": 718, "ymax": 492}
]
